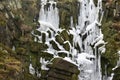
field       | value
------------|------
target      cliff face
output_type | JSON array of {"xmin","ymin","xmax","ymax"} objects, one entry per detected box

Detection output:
[
  {"xmin": 0, "ymin": 0, "xmax": 40, "ymax": 80},
  {"xmin": 0, "ymin": 0, "xmax": 39, "ymax": 47},
  {"xmin": 101, "ymin": 0, "xmax": 120, "ymax": 79},
  {"xmin": 0, "ymin": 0, "xmax": 120, "ymax": 80}
]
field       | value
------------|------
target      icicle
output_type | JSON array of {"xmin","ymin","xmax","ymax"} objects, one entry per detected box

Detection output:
[{"xmin": 29, "ymin": 63, "xmax": 35, "ymax": 75}]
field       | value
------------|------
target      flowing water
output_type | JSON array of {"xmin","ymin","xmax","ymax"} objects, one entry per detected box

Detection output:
[{"xmin": 31, "ymin": 0, "xmax": 106, "ymax": 80}]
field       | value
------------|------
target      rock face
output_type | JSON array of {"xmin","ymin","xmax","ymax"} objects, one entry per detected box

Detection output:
[
  {"xmin": 0, "ymin": 0, "xmax": 40, "ymax": 80},
  {"xmin": 0, "ymin": 0, "xmax": 39, "ymax": 47},
  {"xmin": 101, "ymin": 0, "xmax": 120, "ymax": 78},
  {"xmin": 0, "ymin": 43, "xmax": 22, "ymax": 80},
  {"xmin": 41, "ymin": 58, "xmax": 79, "ymax": 80}
]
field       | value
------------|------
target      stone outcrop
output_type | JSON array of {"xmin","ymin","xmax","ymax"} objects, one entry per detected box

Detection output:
[{"xmin": 40, "ymin": 58, "xmax": 80, "ymax": 80}]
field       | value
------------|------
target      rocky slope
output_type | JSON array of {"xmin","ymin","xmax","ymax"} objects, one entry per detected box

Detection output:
[{"xmin": 0, "ymin": 0, "xmax": 40, "ymax": 80}]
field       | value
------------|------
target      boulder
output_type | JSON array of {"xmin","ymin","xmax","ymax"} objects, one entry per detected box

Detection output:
[
  {"xmin": 48, "ymin": 58, "xmax": 79, "ymax": 74},
  {"xmin": 40, "ymin": 58, "xmax": 80, "ymax": 80}
]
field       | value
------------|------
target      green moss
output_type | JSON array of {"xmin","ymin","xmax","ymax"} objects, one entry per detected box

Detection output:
[
  {"xmin": 63, "ymin": 42, "xmax": 70, "ymax": 51},
  {"xmin": 59, "ymin": 8, "xmax": 71, "ymax": 29},
  {"xmin": 57, "ymin": 0, "xmax": 79, "ymax": 28},
  {"xmin": 0, "ymin": 43, "xmax": 16, "ymax": 55},
  {"xmin": 0, "ymin": 43, "xmax": 22, "ymax": 80},
  {"xmin": 101, "ymin": 39, "xmax": 119, "ymax": 75},
  {"xmin": 16, "ymin": 47, "xmax": 27, "ymax": 56},
  {"xmin": 22, "ymin": 73, "xmax": 37, "ymax": 80},
  {"xmin": 55, "ymin": 35, "xmax": 64, "ymax": 45},
  {"xmin": 113, "ymin": 67, "xmax": 120, "ymax": 80},
  {"xmin": 0, "ymin": 13, "xmax": 7, "ymax": 26},
  {"xmin": 0, "ymin": 63, "xmax": 4, "ymax": 69},
  {"xmin": 50, "ymin": 40, "xmax": 60, "ymax": 50},
  {"xmin": 101, "ymin": 20, "xmax": 119, "ymax": 75},
  {"xmin": 40, "ymin": 70, "xmax": 48, "ymax": 78},
  {"xmin": 30, "ymin": 42, "xmax": 48, "ymax": 53},
  {"xmin": 58, "ymin": 52, "xmax": 67, "ymax": 58},
  {"xmin": 60, "ymin": 30, "xmax": 69, "ymax": 41},
  {"xmin": 40, "ymin": 52, "xmax": 53, "ymax": 61},
  {"xmin": 72, "ymin": 74, "xmax": 78, "ymax": 80}
]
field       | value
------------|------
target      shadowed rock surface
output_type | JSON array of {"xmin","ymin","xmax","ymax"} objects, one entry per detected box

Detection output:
[{"xmin": 40, "ymin": 58, "xmax": 79, "ymax": 80}]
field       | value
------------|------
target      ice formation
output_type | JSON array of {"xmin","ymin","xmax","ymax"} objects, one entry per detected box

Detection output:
[{"xmin": 31, "ymin": 0, "xmax": 106, "ymax": 80}]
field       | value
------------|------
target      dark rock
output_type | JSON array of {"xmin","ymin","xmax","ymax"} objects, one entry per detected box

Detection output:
[
  {"xmin": 60, "ymin": 30, "xmax": 70, "ymax": 41},
  {"xmin": 41, "ymin": 70, "xmax": 48, "ymax": 79},
  {"xmin": 40, "ymin": 52, "xmax": 54, "ymax": 61},
  {"xmin": 30, "ymin": 42, "xmax": 48, "ymax": 53},
  {"xmin": 34, "ymin": 30, "xmax": 41, "ymax": 36},
  {"xmin": 47, "ymin": 77, "xmax": 61, "ymax": 80},
  {"xmin": 42, "ymin": 33, "xmax": 46, "ymax": 43},
  {"xmin": 45, "ymin": 58, "xmax": 80, "ymax": 80},
  {"xmin": 58, "ymin": 52, "xmax": 67, "ymax": 58},
  {"xmin": 55, "ymin": 35, "xmax": 64, "ymax": 45},
  {"xmin": 50, "ymin": 40, "xmax": 61, "ymax": 50},
  {"xmin": 50, "ymin": 68, "xmax": 72, "ymax": 76},
  {"xmin": 63, "ymin": 42, "xmax": 70, "ymax": 51},
  {"xmin": 48, "ymin": 58, "xmax": 79, "ymax": 74},
  {"xmin": 48, "ymin": 70, "xmax": 71, "ymax": 80}
]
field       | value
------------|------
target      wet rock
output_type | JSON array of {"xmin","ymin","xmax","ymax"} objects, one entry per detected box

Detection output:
[
  {"xmin": 42, "ymin": 33, "xmax": 46, "ymax": 43},
  {"xmin": 57, "ymin": 0, "xmax": 79, "ymax": 28},
  {"xmin": 40, "ymin": 52, "xmax": 54, "ymax": 61},
  {"xmin": 48, "ymin": 58, "xmax": 79, "ymax": 74},
  {"xmin": 58, "ymin": 52, "xmax": 68, "ymax": 58},
  {"xmin": 30, "ymin": 42, "xmax": 48, "ymax": 53},
  {"xmin": 34, "ymin": 30, "xmax": 41, "ymax": 36},
  {"xmin": 48, "ymin": 70, "xmax": 71, "ymax": 80},
  {"xmin": 50, "ymin": 40, "xmax": 61, "ymax": 50},
  {"xmin": 63, "ymin": 41, "xmax": 70, "ymax": 51},
  {"xmin": 55, "ymin": 35, "xmax": 64, "ymax": 45},
  {"xmin": 60, "ymin": 30, "xmax": 70, "ymax": 41},
  {"xmin": 45, "ymin": 58, "xmax": 79, "ymax": 80}
]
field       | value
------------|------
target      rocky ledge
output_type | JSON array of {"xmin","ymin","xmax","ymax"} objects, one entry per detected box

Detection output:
[{"xmin": 40, "ymin": 58, "xmax": 80, "ymax": 80}]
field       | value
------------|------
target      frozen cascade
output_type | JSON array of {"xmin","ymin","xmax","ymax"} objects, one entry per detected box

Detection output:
[
  {"xmin": 32, "ymin": 0, "xmax": 105, "ymax": 80},
  {"xmin": 39, "ymin": 0, "xmax": 59, "ymax": 30}
]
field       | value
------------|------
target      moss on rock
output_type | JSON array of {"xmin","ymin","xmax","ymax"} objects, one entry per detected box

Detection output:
[
  {"xmin": 101, "ymin": 0, "xmax": 120, "ymax": 77},
  {"xmin": 0, "ymin": 43, "xmax": 22, "ymax": 80}
]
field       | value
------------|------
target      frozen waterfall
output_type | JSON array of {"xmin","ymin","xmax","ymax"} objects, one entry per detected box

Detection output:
[{"xmin": 32, "ymin": 0, "xmax": 106, "ymax": 80}]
